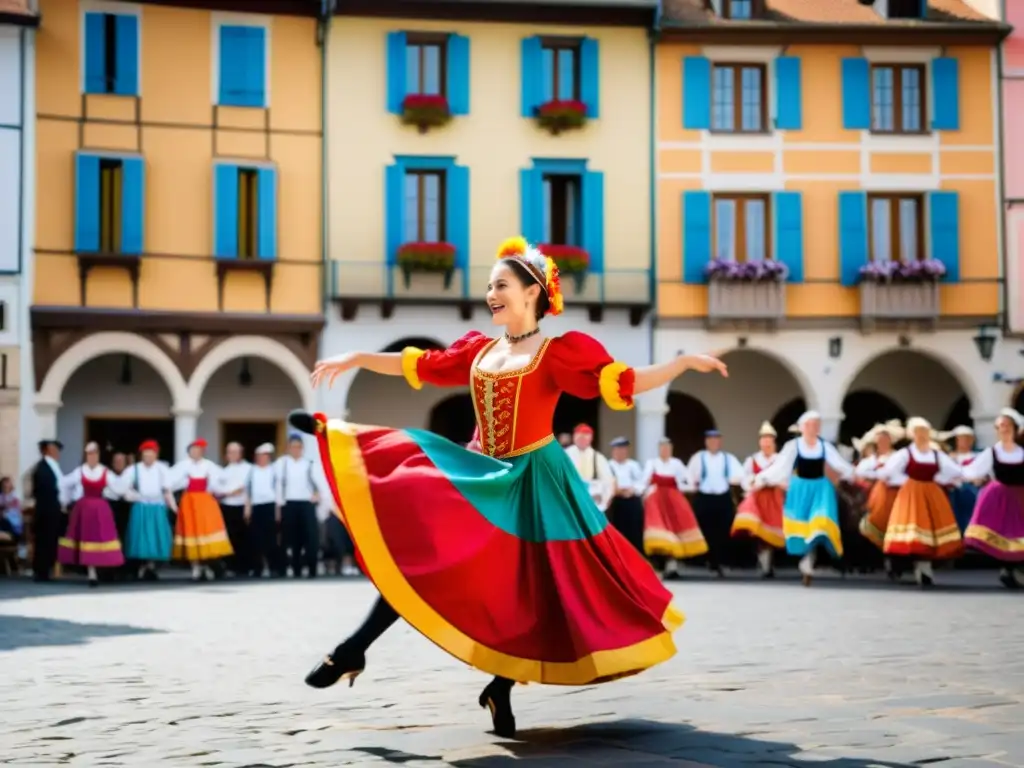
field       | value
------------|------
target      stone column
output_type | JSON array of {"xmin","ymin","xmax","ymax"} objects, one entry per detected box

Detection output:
[
  {"xmin": 34, "ymin": 401, "xmax": 59, "ymax": 443},
  {"xmin": 969, "ymin": 411, "xmax": 999, "ymax": 448},
  {"xmin": 634, "ymin": 386, "xmax": 670, "ymax": 464},
  {"xmin": 819, "ymin": 413, "xmax": 843, "ymax": 445},
  {"xmin": 173, "ymin": 408, "xmax": 201, "ymax": 462}
]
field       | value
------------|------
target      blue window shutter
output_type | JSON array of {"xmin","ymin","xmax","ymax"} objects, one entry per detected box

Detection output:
[
  {"xmin": 447, "ymin": 34, "xmax": 470, "ymax": 115},
  {"xmin": 580, "ymin": 37, "xmax": 600, "ymax": 119},
  {"xmin": 931, "ymin": 58, "xmax": 960, "ymax": 131},
  {"xmin": 385, "ymin": 163, "xmax": 404, "ymax": 264},
  {"xmin": 219, "ymin": 27, "xmax": 244, "ymax": 105},
  {"xmin": 682, "ymin": 191, "xmax": 711, "ymax": 283},
  {"xmin": 520, "ymin": 36, "xmax": 542, "ymax": 117},
  {"xmin": 120, "ymin": 157, "xmax": 145, "ymax": 255},
  {"xmin": 84, "ymin": 13, "xmax": 107, "ymax": 94},
  {"xmin": 214, "ymin": 164, "xmax": 239, "ymax": 258},
  {"xmin": 519, "ymin": 168, "xmax": 543, "ymax": 243},
  {"xmin": 75, "ymin": 154, "xmax": 101, "ymax": 252},
  {"xmin": 775, "ymin": 57, "xmax": 802, "ymax": 131},
  {"xmin": 838, "ymin": 191, "xmax": 868, "ymax": 286},
  {"xmin": 841, "ymin": 58, "xmax": 870, "ymax": 130},
  {"xmin": 446, "ymin": 165, "xmax": 470, "ymax": 269},
  {"xmin": 257, "ymin": 167, "xmax": 277, "ymax": 259},
  {"xmin": 244, "ymin": 27, "xmax": 267, "ymax": 107},
  {"xmin": 773, "ymin": 191, "xmax": 803, "ymax": 283},
  {"xmin": 929, "ymin": 191, "xmax": 959, "ymax": 282},
  {"xmin": 582, "ymin": 170, "xmax": 604, "ymax": 272},
  {"xmin": 682, "ymin": 57, "xmax": 710, "ymax": 130},
  {"xmin": 113, "ymin": 15, "xmax": 139, "ymax": 95},
  {"xmin": 386, "ymin": 32, "xmax": 407, "ymax": 114}
]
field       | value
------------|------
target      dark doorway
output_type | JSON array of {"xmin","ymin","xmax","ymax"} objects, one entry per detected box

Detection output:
[
  {"xmin": 665, "ymin": 392, "xmax": 715, "ymax": 460},
  {"xmin": 839, "ymin": 391, "xmax": 907, "ymax": 447},
  {"xmin": 86, "ymin": 418, "xmax": 175, "ymax": 466},
  {"xmin": 771, "ymin": 397, "xmax": 807, "ymax": 441},
  {"xmin": 1016, "ymin": 385, "xmax": 1024, "ymax": 414},
  {"xmin": 943, "ymin": 394, "xmax": 973, "ymax": 432},
  {"xmin": 429, "ymin": 394, "xmax": 476, "ymax": 444},
  {"xmin": 221, "ymin": 420, "xmax": 283, "ymax": 461},
  {"xmin": 554, "ymin": 394, "xmax": 600, "ymax": 445}
]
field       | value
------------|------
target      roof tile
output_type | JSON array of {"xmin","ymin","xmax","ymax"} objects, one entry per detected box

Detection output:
[{"xmin": 663, "ymin": 0, "xmax": 993, "ymax": 25}]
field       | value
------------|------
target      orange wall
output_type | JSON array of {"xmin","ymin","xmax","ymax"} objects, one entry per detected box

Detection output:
[
  {"xmin": 655, "ymin": 42, "xmax": 1000, "ymax": 319},
  {"xmin": 33, "ymin": 0, "xmax": 323, "ymax": 315}
]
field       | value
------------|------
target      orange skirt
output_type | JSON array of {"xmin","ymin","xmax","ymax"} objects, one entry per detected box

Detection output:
[
  {"xmin": 882, "ymin": 479, "xmax": 964, "ymax": 559},
  {"xmin": 858, "ymin": 481, "xmax": 900, "ymax": 549},
  {"xmin": 643, "ymin": 487, "xmax": 708, "ymax": 559},
  {"xmin": 731, "ymin": 487, "xmax": 785, "ymax": 549},
  {"xmin": 172, "ymin": 491, "xmax": 234, "ymax": 562}
]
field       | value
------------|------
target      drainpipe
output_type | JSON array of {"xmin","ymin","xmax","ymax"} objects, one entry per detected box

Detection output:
[
  {"xmin": 647, "ymin": 4, "xmax": 660, "ymax": 366},
  {"xmin": 318, "ymin": 0, "xmax": 333, "ymax": 317}
]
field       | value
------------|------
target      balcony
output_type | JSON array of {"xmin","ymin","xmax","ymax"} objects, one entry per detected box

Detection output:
[
  {"xmin": 329, "ymin": 261, "xmax": 652, "ymax": 324},
  {"xmin": 859, "ymin": 281, "xmax": 940, "ymax": 332},
  {"xmin": 707, "ymin": 280, "xmax": 786, "ymax": 330}
]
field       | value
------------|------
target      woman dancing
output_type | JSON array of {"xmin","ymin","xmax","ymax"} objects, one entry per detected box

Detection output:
[
  {"xmin": 641, "ymin": 437, "xmax": 707, "ymax": 578},
  {"xmin": 942, "ymin": 425, "xmax": 981, "ymax": 535},
  {"xmin": 296, "ymin": 237, "xmax": 728, "ymax": 737},
  {"xmin": 732, "ymin": 421, "xmax": 785, "ymax": 578},
  {"xmin": 856, "ymin": 421, "xmax": 905, "ymax": 578}
]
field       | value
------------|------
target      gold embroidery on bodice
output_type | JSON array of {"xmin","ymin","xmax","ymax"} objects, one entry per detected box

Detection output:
[{"xmin": 471, "ymin": 339, "xmax": 551, "ymax": 459}]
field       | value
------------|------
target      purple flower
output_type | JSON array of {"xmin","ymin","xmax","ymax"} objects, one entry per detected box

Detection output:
[
  {"xmin": 704, "ymin": 258, "xmax": 788, "ymax": 282},
  {"xmin": 859, "ymin": 259, "xmax": 945, "ymax": 283}
]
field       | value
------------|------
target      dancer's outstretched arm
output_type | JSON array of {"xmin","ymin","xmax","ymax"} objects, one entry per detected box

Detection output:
[
  {"xmin": 633, "ymin": 354, "xmax": 728, "ymax": 395},
  {"xmin": 311, "ymin": 352, "xmax": 402, "ymax": 387}
]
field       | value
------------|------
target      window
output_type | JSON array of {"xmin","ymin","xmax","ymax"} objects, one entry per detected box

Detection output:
[
  {"xmin": 98, "ymin": 159, "xmax": 124, "ymax": 253},
  {"xmin": 237, "ymin": 170, "xmax": 259, "ymax": 259},
  {"xmin": 713, "ymin": 194, "xmax": 769, "ymax": 262},
  {"xmin": 403, "ymin": 170, "xmax": 446, "ymax": 243},
  {"xmin": 868, "ymin": 194, "xmax": 923, "ymax": 262},
  {"xmin": 405, "ymin": 34, "xmax": 446, "ymax": 97},
  {"xmin": 871, "ymin": 64, "xmax": 925, "ymax": 134},
  {"xmin": 723, "ymin": 0, "xmax": 757, "ymax": 19},
  {"xmin": 214, "ymin": 164, "xmax": 277, "ymax": 259},
  {"xmin": 84, "ymin": 12, "xmax": 138, "ymax": 95},
  {"xmin": 75, "ymin": 154, "xmax": 144, "ymax": 255},
  {"xmin": 712, "ymin": 63, "xmax": 766, "ymax": 133},
  {"xmin": 218, "ymin": 25, "xmax": 267, "ymax": 107},
  {"xmin": 541, "ymin": 39, "xmax": 580, "ymax": 102},
  {"xmin": 543, "ymin": 175, "xmax": 581, "ymax": 246},
  {"xmin": 886, "ymin": 0, "xmax": 924, "ymax": 19}
]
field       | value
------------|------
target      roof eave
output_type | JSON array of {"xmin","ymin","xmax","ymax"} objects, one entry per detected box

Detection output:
[
  {"xmin": 0, "ymin": 10, "xmax": 39, "ymax": 26},
  {"xmin": 657, "ymin": 20, "xmax": 1011, "ymax": 45}
]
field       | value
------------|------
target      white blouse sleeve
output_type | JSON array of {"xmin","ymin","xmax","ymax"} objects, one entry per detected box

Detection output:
[
  {"xmin": 876, "ymin": 448, "xmax": 910, "ymax": 479},
  {"xmin": 960, "ymin": 448, "xmax": 993, "ymax": 482},
  {"xmin": 686, "ymin": 454, "xmax": 702, "ymax": 488},
  {"xmin": 934, "ymin": 451, "xmax": 963, "ymax": 485},
  {"xmin": 60, "ymin": 466, "xmax": 82, "ymax": 492},
  {"xmin": 855, "ymin": 457, "xmax": 877, "ymax": 481},
  {"xmin": 727, "ymin": 453, "xmax": 744, "ymax": 485},
  {"xmin": 673, "ymin": 459, "xmax": 693, "ymax": 491},
  {"xmin": 823, "ymin": 442, "xmax": 855, "ymax": 480},
  {"xmin": 756, "ymin": 440, "xmax": 797, "ymax": 487},
  {"xmin": 740, "ymin": 456, "xmax": 756, "ymax": 492},
  {"xmin": 105, "ymin": 468, "xmax": 128, "ymax": 494}
]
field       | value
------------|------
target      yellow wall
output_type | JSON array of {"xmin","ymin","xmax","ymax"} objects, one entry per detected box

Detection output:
[
  {"xmin": 326, "ymin": 17, "xmax": 650, "ymax": 293},
  {"xmin": 34, "ymin": 0, "xmax": 323, "ymax": 315},
  {"xmin": 655, "ymin": 43, "xmax": 1000, "ymax": 319}
]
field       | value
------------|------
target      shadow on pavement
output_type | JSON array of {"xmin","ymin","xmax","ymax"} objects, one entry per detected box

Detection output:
[{"xmin": 0, "ymin": 615, "xmax": 163, "ymax": 652}]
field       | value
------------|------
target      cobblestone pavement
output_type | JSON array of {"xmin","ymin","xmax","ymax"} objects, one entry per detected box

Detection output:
[{"xmin": 0, "ymin": 571, "xmax": 1022, "ymax": 768}]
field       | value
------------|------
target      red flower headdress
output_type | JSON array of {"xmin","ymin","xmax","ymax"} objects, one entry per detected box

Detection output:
[{"xmin": 495, "ymin": 236, "xmax": 564, "ymax": 316}]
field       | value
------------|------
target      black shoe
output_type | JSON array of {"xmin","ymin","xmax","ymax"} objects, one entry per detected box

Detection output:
[
  {"xmin": 289, "ymin": 410, "xmax": 317, "ymax": 435},
  {"xmin": 920, "ymin": 573, "xmax": 934, "ymax": 588},
  {"xmin": 478, "ymin": 680, "xmax": 516, "ymax": 738},
  {"xmin": 88, "ymin": 578, "xmax": 98, "ymax": 588},
  {"xmin": 999, "ymin": 570, "xmax": 1019, "ymax": 589},
  {"xmin": 761, "ymin": 568, "xmax": 775, "ymax": 579},
  {"xmin": 305, "ymin": 643, "xmax": 366, "ymax": 689}
]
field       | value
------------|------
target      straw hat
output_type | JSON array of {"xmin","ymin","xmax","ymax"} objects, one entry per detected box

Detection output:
[
  {"xmin": 905, "ymin": 416, "xmax": 933, "ymax": 435},
  {"xmin": 787, "ymin": 423, "xmax": 800, "ymax": 434},
  {"xmin": 873, "ymin": 419, "xmax": 905, "ymax": 442},
  {"xmin": 758, "ymin": 420, "xmax": 777, "ymax": 437},
  {"xmin": 938, "ymin": 425, "xmax": 974, "ymax": 442},
  {"xmin": 998, "ymin": 407, "xmax": 1024, "ymax": 431}
]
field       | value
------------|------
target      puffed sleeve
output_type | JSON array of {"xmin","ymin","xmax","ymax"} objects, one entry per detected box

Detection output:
[
  {"xmin": 547, "ymin": 331, "xmax": 635, "ymax": 411},
  {"xmin": 401, "ymin": 331, "xmax": 492, "ymax": 390}
]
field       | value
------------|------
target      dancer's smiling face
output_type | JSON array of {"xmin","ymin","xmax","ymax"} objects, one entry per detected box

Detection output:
[
  {"xmin": 487, "ymin": 260, "xmax": 545, "ymax": 327},
  {"xmin": 758, "ymin": 435, "xmax": 776, "ymax": 454},
  {"xmin": 996, "ymin": 415, "xmax": 1017, "ymax": 441}
]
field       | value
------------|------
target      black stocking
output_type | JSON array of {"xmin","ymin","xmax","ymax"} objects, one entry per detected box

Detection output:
[{"xmin": 338, "ymin": 595, "xmax": 399, "ymax": 653}]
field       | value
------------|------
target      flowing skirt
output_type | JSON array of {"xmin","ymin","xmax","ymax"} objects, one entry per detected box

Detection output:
[
  {"xmin": 643, "ymin": 487, "xmax": 708, "ymax": 559},
  {"xmin": 963, "ymin": 482, "xmax": 1024, "ymax": 562},
  {"xmin": 783, "ymin": 476, "xmax": 842, "ymax": 557},
  {"xmin": 172, "ymin": 491, "xmax": 233, "ymax": 562},
  {"xmin": 882, "ymin": 479, "xmax": 963, "ymax": 560},
  {"xmin": 949, "ymin": 483, "xmax": 982, "ymax": 535},
  {"xmin": 731, "ymin": 487, "xmax": 785, "ymax": 549},
  {"xmin": 859, "ymin": 482, "xmax": 901, "ymax": 549},
  {"xmin": 125, "ymin": 501, "xmax": 173, "ymax": 561},
  {"xmin": 58, "ymin": 497, "xmax": 124, "ymax": 567},
  {"xmin": 316, "ymin": 418, "xmax": 683, "ymax": 686}
]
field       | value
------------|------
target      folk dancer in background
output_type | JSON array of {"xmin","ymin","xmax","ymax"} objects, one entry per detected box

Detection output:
[
  {"xmin": 873, "ymin": 417, "xmax": 964, "ymax": 587},
  {"xmin": 31, "ymin": 439, "xmax": 66, "ymax": 582},
  {"xmin": 123, "ymin": 440, "xmax": 176, "ymax": 580},
  {"xmin": 642, "ymin": 437, "xmax": 706, "ymax": 579},
  {"xmin": 58, "ymin": 442, "xmax": 126, "ymax": 587},
  {"xmin": 961, "ymin": 408, "xmax": 1024, "ymax": 588},
  {"xmin": 105, "ymin": 452, "xmax": 133, "ymax": 581},
  {"xmin": 172, "ymin": 438, "xmax": 233, "ymax": 582},
  {"xmin": 755, "ymin": 411, "xmax": 855, "ymax": 586},
  {"xmin": 564, "ymin": 423, "xmax": 613, "ymax": 513},
  {"xmin": 856, "ymin": 421, "xmax": 906, "ymax": 578},
  {"xmin": 245, "ymin": 443, "xmax": 280, "ymax": 578},
  {"xmin": 687, "ymin": 429, "xmax": 743, "ymax": 577},
  {"xmin": 276, "ymin": 435, "xmax": 321, "ymax": 579},
  {"xmin": 942, "ymin": 425, "xmax": 981, "ymax": 535},
  {"xmin": 733, "ymin": 421, "xmax": 786, "ymax": 578},
  {"xmin": 606, "ymin": 437, "xmax": 645, "ymax": 555},
  {"xmin": 218, "ymin": 441, "xmax": 253, "ymax": 577}
]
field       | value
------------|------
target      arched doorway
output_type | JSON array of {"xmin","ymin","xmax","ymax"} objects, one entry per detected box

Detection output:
[
  {"xmin": 554, "ymin": 394, "xmax": 600, "ymax": 445},
  {"xmin": 1014, "ymin": 383, "xmax": 1024, "ymax": 413},
  {"xmin": 665, "ymin": 392, "xmax": 715, "ymax": 460},
  {"xmin": 839, "ymin": 391, "xmax": 906, "ymax": 447},
  {"xmin": 429, "ymin": 394, "xmax": 476, "ymax": 444},
  {"xmin": 943, "ymin": 395, "xmax": 973, "ymax": 432}
]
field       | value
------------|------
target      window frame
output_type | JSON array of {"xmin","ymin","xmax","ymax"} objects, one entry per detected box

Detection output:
[
  {"xmin": 98, "ymin": 158, "xmax": 123, "ymax": 254},
  {"xmin": 710, "ymin": 61, "xmax": 768, "ymax": 135},
  {"xmin": 542, "ymin": 173, "xmax": 582, "ymax": 247},
  {"xmin": 539, "ymin": 36, "xmax": 582, "ymax": 103},
  {"xmin": 869, "ymin": 63, "xmax": 927, "ymax": 136},
  {"xmin": 404, "ymin": 32, "xmax": 448, "ymax": 98},
  {"xmin": 711, "ymin": 192, "xmax": 772, "ymax": 263},
  {"xmin": 722, "ymin": 0, "xmax": 761, "ymax": 20},
  {"xmin": 404, "ymin": 168, "xmax": 447, "ymax": 243},
  {"xmin": 236, "ymin": 168, "xmax": 259, "ymax": 260},
  {"xmin": 866, "ymin": 192, "xmax": 925, "ymax": 263}
]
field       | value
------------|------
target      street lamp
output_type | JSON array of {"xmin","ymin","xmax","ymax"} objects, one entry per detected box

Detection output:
[{"xmin": 973, "ymin": 325, "xmax": 997, "ymax": 363}]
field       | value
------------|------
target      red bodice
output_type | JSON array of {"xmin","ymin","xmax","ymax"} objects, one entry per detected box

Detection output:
[
  {"xmin": 906, "ymin": 450, "xmax": 940, "ymax": 482},
  {"xmin": 81, "ymin": 469, "xmax": 107, "ymax": 499},
  {"xmin": 187, "ymin": 477, "xmax": 209, "ymax": 493},
  {"xmin": 651, "ymin": 474, "xmax": 677, "ymax": 488}
]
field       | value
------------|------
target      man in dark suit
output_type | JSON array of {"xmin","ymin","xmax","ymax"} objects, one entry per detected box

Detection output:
[{"xmin": 31, "ymin": 439, "xmax": 65, "ymax": 582}]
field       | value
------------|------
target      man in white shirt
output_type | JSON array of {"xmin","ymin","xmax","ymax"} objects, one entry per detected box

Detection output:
[
  {"xmin": 564, "ymin": 424, "xmax": 613, "ymax": 512},
  {"xmin": 246, "ymin": 443, "xmax": 280, "ymax": 577},
  {"xmin": 687, "ymin": 429, "xmax": 743, "ymax": 577},
  {"xmin": 275, "ymin": 435, "xmax": 321, "ymax": 578},
  {"xmin": 607, "ymin": 437, "xmax": 646, "ymax": 554},
  {"xmin": 218, "ymin": 441, "xmax": 252, "ymax": 577}
]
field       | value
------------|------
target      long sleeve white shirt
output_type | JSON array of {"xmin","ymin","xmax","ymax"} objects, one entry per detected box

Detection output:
[
  {"xmin": 247, "ymin": 464, "xmax": 279, "ymax": 506},
  {"xmin": 741, "ymin": 451, "xmax": 785, "ymax": 492},
  {"xmin": 961, "ymin": 444, "xmax": 1024, "ymax": 482},
  {"xmin": 855, "ymin": 452, "xmax": 906, "ymax": 487},
  {"xmin": 274, "ymin": 456, "xmax": 320, "ymax": 505},
  {"xmin": 564, "ymin": 445, "xmax": 614, "ymax": 510},
  {"xmin": 756, "ymin": 438, "xmax": 855, "ymax": 488},
  {"xmin": 877, "ymin": 446, "xmax": 962, "ymax": 486},
  {"xmin": 609, "ymin": 458, "xmax": 645, "ymax": 497},
  {"xmin": 123, "ymin": 461, "xmax": 173, "ymax": 503},
  {"xmin": 63, "ymin": 463, "xmax": 125, "ymax": 503},
  {"xmin": 642, "ymin": 457, "xmax": 692, "ymax": 492},
  {"xmin": 218, "ymin": 461, "xmax": 252, "ymax": 507},
  {"xmin": 687, "ymin": 450, "xmax": 743, "ymax": 495}
]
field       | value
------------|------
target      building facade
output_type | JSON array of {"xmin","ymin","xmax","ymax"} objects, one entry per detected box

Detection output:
[
  {"xmin": 28, "ymin": 0, "xmax": 324, "ymax": 469},
  {"xmin": 1, "ymin": 1, "xmax": 36, "ymax": 484},
  {"xmin": 649, "ymin": 0, "xmax": 1017, "ymax": 459},
  {"xmin": 319, "ymin": 0, "xmax": 657, "ymax": 449},
  {"xmin": 1003, "ymin": 0, "xmax": 1024, "ymax": 373}
]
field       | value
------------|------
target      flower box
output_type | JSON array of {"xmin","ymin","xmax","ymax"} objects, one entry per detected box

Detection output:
[
  {"xmin": 535, "ymin": 99, "xmax": 587, "ymax": 135},
  {"xmin": 707, "ymin": 280, "xmax": 786, "ymax": 324},
  {"xmin": 704, "ymin": 258, "xmax": 789, "ymax": 283},
  {"xmin": 538, "ymin": 244, "xmax": 589, "ymax": 291},
  {"xmin": 858, "ymin": 258, "xmax": 946, "ymax": 284},
  {"xmin": 396, "ymin": 242, "xmax": 456, "ymax": 289},
  {"xmin": 400, "ymin": 94, "xmax": 452, "ymax": 133},
  {"xmin": 859, "ymin": 281, "xmax": 940, "ymax": 323}
]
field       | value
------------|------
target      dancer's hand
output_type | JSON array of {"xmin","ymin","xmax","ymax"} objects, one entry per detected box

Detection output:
[
  {"xmin": 682, "ymin": 353, "xmax": 728, "ymax": 377},
  {"xmin": 311, "ymin": 352, "xmax": 360, "ymax": 388}
]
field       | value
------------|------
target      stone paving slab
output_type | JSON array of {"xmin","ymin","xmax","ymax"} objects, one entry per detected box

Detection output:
[{"xmin": 0, "ymin": 572, "xmax": 1021, "ymax": 767}]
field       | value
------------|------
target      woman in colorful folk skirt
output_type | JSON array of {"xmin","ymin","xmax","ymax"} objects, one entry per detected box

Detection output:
[
  {"xmin": 124, "ymin": 440, "xmax": 177, "ymax": 580},
  {"xmin": 172, "ymin": 438, "xmax": 233, "ymax": 581},
  {"xmin": 733, "ymin": 421, "xmax": 785, "ymax": 578},
  {"xmin": 641, "ymin": 437, "xmax": 707, "ymax": 578},
  {"xmin": 874, "ymin": 417, "xmax": 964, "ymax": 587},
  {"xmin": 961, "ymin": 408, "xmax": 1024, "ymax": 588},
  {"xmin": 299, "ymin": 237, "xmax": 728, "ymax": 738},
  {"xmin": 855, "ymin": 421, "xmax": 905, "ymax": 577},
  {"xmin": 754, "ymin": 411, "xmax": 855, "ymax": 586},
  {"xmin": 58, "ymin": 441, "xmax": 125, "ymax": 586},
  {"xmin": 941, "ymin": 425, "xmax": 982, "ymax": 535}
]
